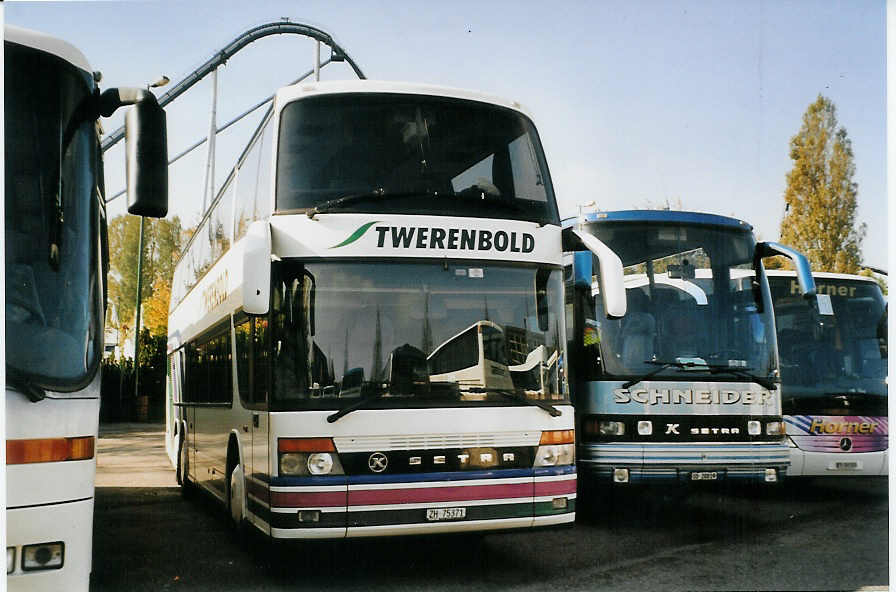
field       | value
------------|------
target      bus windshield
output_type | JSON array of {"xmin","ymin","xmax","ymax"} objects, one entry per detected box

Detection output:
[
  {"xmin": 769, "ymin": 275, "xmax": 887, "ymax": 406},
  {"xmin": 276, "ymin": 93, "xmax": 558, "ymax": 225},
  {"xmin": 4, "ymin": 42, "xmax": 100, "ymax": 391},
  {"xmin": 579, "ymin": 222, "xmax": 776, "ymax": 382},
  {"xmin": 269, "ymin": 261, "xmax": 567, "ymax": 410}
]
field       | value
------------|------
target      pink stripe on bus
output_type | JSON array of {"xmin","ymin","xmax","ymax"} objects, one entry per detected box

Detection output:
[
  {"xmin": 534, "ymin": 479, "xmax": 577, "ymax": 497},
  {"xmin": 271, "ymin": 490, "xmax": 347, "ymax": 508},
  {"xmin": 347, "ymin": 482, "xmax": 533, "ymax": 506}
]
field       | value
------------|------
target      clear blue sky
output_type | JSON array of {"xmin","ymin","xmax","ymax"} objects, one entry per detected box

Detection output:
[{"xmin": 4, "ymin": 0, "xmax": 887, "ymax": 269}]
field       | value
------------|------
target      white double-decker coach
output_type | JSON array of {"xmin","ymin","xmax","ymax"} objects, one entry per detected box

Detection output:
[{"xmin": 166, "ymin": 80, "xmax": 575, "ymax": 540}]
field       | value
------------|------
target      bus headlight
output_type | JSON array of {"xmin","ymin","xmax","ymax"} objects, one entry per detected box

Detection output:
[
  {"xmin": 278, "ymin": 438, "xmax": 344, "ymax": 476},
  {"xmin": 534, "ymin": 444, "xmax": 575, "ymax": 466},
  {"xmin": 747, "ymin": 421, "xmax": 761, "ymax": 436},
  {"xmin": 307, "ymin": 453, "xmax": 334, "ymax": 475},
  {"xmin": 279, "ymin": 453, "xmax": 305, "ymax": 476},
  {"xmin": 598, "ymin": 421, "xmax": 626, "ymax": 436},
  {"xmin": 765, "ymin": 421, "xmax": 783, "ymax": 436}
]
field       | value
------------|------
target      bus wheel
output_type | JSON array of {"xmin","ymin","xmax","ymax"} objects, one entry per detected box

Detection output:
[
  {"xmin": 177, "ymin": 432, "xmax": 192, "ymax": 496},
  {"xmin": 229, "ymin": 463, "xmax": 247, "ymax": 540}
]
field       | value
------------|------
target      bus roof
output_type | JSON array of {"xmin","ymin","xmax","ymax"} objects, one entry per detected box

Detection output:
[
  {"xmin": 275, "ymin": 79, "xmax": 536, "ymax": 119},
  {"xmin": 561, "ymin": 210, "xmax": 753, "ymax": 231},
  {"xmin": 5, "ymin": 25, "xmax": 93, "ymax": 74},
  {"xmin": 766, "ymin": 269, "xmax": 882, "ymax": 284}
]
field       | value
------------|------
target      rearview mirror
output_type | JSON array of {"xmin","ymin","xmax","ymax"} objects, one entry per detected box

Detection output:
[
  {"xmin": 243, "ymin": 221, "xmax": 271, "ymax": 315},
  {"xmin": 125, "ymin": 100, "xmax": 168, "ymax": 217},
  {"xmin": 571, "ymin": 228, "xmax": 627, "ymax": 319},
  {"xmin": 754, "ymin": 241, "xmax": 831, "ymax": 315}
]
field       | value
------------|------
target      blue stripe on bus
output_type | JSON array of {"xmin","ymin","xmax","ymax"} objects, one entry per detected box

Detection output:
[
  {"xmin": 346, "ymin": 468, "xmax": 536, "ymax": 485},
  {"xmin": 534, "ymin": 465, "xmax": 577, "ymax": 477}
]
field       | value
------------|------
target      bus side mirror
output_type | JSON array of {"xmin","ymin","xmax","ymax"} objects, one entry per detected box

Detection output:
[
  {"xmin": 124, "ymin": 95, "xmax": 168, "ymax": 217},
  {"xmin": 755, "ymin": 242, "xmax": 830, "ymax": 315},
  {"xmin": 243, "ymin": 221, "xmax": 271, "ymax": 315},
  {"xmin": 571, "ymin": 229, "xmax": 627, "ymax": 319}
]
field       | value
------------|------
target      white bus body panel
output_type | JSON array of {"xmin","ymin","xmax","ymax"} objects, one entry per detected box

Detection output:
[
  {"xmin": 6, "ymin": 384, "xmax": 99, "ymax": 592},
  {"xmin": 6, "ymin": 498, "xmax": 94, "ymax": 592}
]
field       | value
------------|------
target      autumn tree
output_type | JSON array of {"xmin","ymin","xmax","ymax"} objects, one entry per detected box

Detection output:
[
  {"xmin": 143, "ymin": 276, "xmax": 172, "ymax": 336},
  {"xmin": 107, "ymin": 215, "xmax": 183, "ymax": 343},
  {"xmin": 779, "ymin": 95, "xmax": 865, "ymax": 273}
]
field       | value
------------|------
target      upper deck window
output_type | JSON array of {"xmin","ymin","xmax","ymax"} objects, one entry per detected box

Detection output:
[{"xmin": 276, "ymin": 93, "xmax": 559, "ymax": 225}]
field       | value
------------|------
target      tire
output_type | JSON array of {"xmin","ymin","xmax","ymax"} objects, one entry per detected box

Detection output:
[
  {"xmin": 228, "ymin": 462, "xmax": 248, "ymax": 545},
  {"xmin": 177, "ymin": 431, "xmax": 193, "ymax": 496}
]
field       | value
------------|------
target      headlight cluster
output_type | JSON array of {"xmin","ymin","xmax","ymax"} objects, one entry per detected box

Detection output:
[
  {"xmin": 278, "ymin": 438, "xmax": 344, "ymax": 476},
  {"xmin": 748, "ymin": 420, "xmax": 784, "ymax": 437},
  {"xmin": 533, "ymin": 430, "xmax": 575, "ymax": 467},
  {"xmin": 582, "ymin": 417, "xmax": 625, "ymax": 438}
]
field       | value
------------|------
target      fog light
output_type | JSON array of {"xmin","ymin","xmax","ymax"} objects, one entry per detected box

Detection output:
[
  {"xmin": 748, "ymin": 421, "xmax": 761, "ymax": 436},
  {"xmin": 637, "ymin": 420, "xmax": 652, "ymax": 436},
  {"xmin": 297, "ymin": 510, "xmax": 320, "ymax": 523},
  {"xmin": 551, "ymin": 496, "xmax": 568, "ymax": 509},
  {"xmin": 613, "ymin": 468, "xmax": 629, "ymax": 483},
  {"xmin": 7, "ymin": 548, "xmax": 14, "ymax": 574},
  {"xmin": 22, "ymin": 542, "xmax": 63, "ymax": 571},
  {"xmin": 764, "ymin": 468, "xmax": 778, "ymax": 483}
]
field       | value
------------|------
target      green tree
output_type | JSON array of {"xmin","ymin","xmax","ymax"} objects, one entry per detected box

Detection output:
[
  {"xmin": 779, "ymin": 95, "xmax": 865, "ymax": 273},
  {"xmin": 107, "ymin": 215, "xmax": 183, "ymax": 342}
]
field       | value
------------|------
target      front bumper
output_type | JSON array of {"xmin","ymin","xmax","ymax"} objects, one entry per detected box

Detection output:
[
  {"xmin": 578, "ymin": 442, "xmax": 790, "ymax": 484},
  {"xmin": 787, "ymin": 447, "xmax": 888, "ymax": 476},
  {"xmin": 262, "ymin": 467, "xmax": 576, "ymax": 539}
]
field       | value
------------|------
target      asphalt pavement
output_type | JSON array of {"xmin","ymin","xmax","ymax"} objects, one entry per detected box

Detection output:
[{"xmin": 91, "ymin": 423, "xmax": 889, "ymax": 591}]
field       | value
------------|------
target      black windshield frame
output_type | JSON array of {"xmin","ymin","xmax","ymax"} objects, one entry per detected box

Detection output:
[
  {"xmin": 275, "ymin": 93, "xmax": 560, "ymax": 225},
  {"xmin": 5, "ymin": 42, "xmax": 103, "ymax": 393},
  {"xmin": 265, "ymin": 258, "xmax": 568, "ymax": 412}
]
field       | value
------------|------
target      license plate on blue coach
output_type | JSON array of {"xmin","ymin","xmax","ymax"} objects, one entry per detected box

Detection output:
[
  {"xmin": 691, "ymin": 471, "xmax": 718, "ymax": 481},
  {"xmin": 426, "ymin": 507, "xmax": 466, "ymax": 521}
]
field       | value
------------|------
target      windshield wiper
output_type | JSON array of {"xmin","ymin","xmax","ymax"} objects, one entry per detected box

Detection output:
[
  {"xmin": 621, "ymin": 359, "xmax": 705, "ymax": 389},
  {"xmin": 6, "ymin": 368, "xmax": 47, "ymax": 402},
  {"xmin": 460, "ymin": 387, "xmax": 562, "ymax": 417},
  {"xmin": 704, "ymin": 365, "xmax": 777, "ymax": 390},
  {"xmin": 326, "ymin": 388, "xmax": 389, "ymax": 423},
  {"xmin": 307, "ymin": 189, "xmax": 443, "ymax": 219}
]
